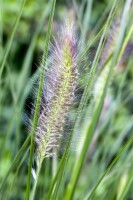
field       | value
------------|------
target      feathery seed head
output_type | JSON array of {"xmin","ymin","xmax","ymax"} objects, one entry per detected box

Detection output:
[
  {"xmin": 100, "ymin": 17, "xmax": 121, "ymax": 66},
  {"xmin": 35, "ymin": 20, "xmax": 78, "ymax": 162}
]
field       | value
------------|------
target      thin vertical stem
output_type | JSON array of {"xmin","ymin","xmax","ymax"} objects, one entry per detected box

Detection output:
[
  {"xmin": 25, "ymin": 0, "xmax": 56, "ymax": 199},
  {"xmin": 30, "ymin": 158, "xmax": 43, "ymax": 200}
]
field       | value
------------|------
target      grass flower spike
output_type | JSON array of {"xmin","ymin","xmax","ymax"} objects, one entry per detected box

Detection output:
[
  {"xmin": 35, "ymin": 20, "xmax": 78, "ymax": 163},
  {"xmin": 30, "ymin": 19, "xmax": 78, "ymax": 200},
  {"xmin": 93, "ymin": 17, "xmax": 121, "ymax": 108}
]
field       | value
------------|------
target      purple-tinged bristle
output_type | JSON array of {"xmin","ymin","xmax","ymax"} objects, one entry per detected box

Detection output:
[{"xmin": 35, "ymin": 20, "xmax": 78, "ymax": 160}]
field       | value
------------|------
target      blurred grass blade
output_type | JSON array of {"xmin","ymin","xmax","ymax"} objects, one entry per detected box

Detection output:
[
  {"xmin": 78, "ymin": 25, "xmax": 104, "ymax": 64},
  {"xmin": 0, "ymin": 0, "xmax": 26, "ymax": 79},
  {"xmin": 111, "ymin": 0, "xmax": 132, "ymax": 67},
  {"xmin": 17, "ymin": 2, "xmax": 51, "ymax": 101},
  {"xmin": 0, "ymin": 135, "xmax": 30, "ymax": 193},
  {"xmin": 82, "ymin": 0, "xmax": 93, "ymax": 44},
  {"xmin": 72, "ymin": 0, "xmax": 84, "ymax": 36},
  {"xmin": 0, "ymin": 0, "xmax": 3, "ymax": 46},
  {"xmin": 7, "ymin": 148, "xmax": 29, "ymax": 199},
  {"xmin": 118, "ymin": 156, "xmax": 133, "ymax": 200},
  {"xmin": 46, "ymin": 134, "xmax": 73, "ymax": 200},
  {"xmin": 85, "ymin": 135, "xmax": 133, "ymax": 200}
]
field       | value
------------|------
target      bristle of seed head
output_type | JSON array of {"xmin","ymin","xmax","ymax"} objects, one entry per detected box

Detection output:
[
  {"xmin": 35, "ymin": 20, "xmax": 78, "ymax": 162},
  {"xmin": 100, "ymin": 17, "xmax": 121, "ymax": 67},
  {"xmin": 95, "ymin": 4, "xmax": 133, "ymax": 105}
]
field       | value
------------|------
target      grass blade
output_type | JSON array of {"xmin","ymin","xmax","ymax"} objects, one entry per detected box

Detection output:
[
  {"xmin": 0, "ymin": 0, "xmax": 26, "ymax": 78},
  {"xmin": 25, "ymin": 0, "xmax": 56, "ymax": 199}
]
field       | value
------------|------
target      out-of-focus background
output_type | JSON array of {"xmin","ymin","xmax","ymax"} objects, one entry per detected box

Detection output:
[{"xmin": 0, "ymin": 0, "xmax": 133, "ymax": 199}]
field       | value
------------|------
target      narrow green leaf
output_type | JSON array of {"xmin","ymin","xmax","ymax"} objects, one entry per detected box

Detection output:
[
  {"xmin": 0, "ymin": 135, "xmax": 30, "ymax": 192},
  {"xmin": 25, "ymin": 0, "xmax": 56, "ymax": 199},
  {"xmin": 0, "ymin": 0, "xmax": 26, "ymax": 78},
  {"xmin": 85, "ymin": 135, "xmax": 133, "ymax": 200}
]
